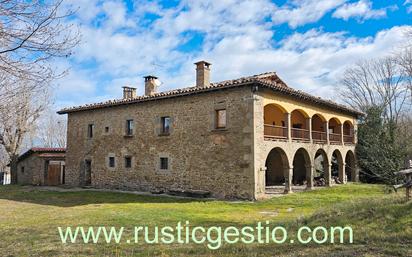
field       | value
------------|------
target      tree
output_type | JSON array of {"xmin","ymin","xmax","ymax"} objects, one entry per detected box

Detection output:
[
  {"xmin": 37, "ymin": 111, "xmax": 67, "ymax": 148},
  {"xmin": 0, "ymin": 0, "xmax": 79, "ymax": 183},
  {"xmin": 340, "ymin": 56, "xmax": 410, "ymax": 127},
  {"xmin": 356, "ymin": 107, "xmax": 405, "ymax": 184},
  {"xmin": 0, "ymin": 82, "xmax": 49, "ymax": 183},
  {"xmin": 0, "ymin": 0, "xmax": 79, "ymax": 100}
]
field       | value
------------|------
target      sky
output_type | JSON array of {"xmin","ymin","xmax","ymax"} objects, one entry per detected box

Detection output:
[{"xmin": 54, "ymin": 0, "xmax": 412, "ymax": 111}]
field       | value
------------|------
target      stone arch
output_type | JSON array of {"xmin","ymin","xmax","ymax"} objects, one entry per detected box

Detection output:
[
  {"xmin": 265, "ymin": 147, "xmax": 290, "ymax": 188},
  {"xmin": 345, "ymin": 150, "xmax": 356, "ymax": 182},
  {"xmin": 331, "ymin": 149, "xmax": 344, "ymax": 184},
  {"xmin": 264, "ymin": 104, "xmax": 287, "ymax": 126},
  {"xmin": 291, "ymin": 109, "xmax": 310, "ymax": 140},
  {"xmin": 343, "ymin": 120, "xmax": 354, "ymax": 144},
  {"xmin": 264, "ymin": 104, "xmax": 288, "ymax": 138},
  {"xmin": 292, "ymin": 148, "xmax": 312, "ymax": 189},
  {"xmin": 312, "ymin": 114, "xmax": 327, "ymax": 142},
  {"xmin": 314, "ymin": 149, "xmax": 330, "ymax": 186}
]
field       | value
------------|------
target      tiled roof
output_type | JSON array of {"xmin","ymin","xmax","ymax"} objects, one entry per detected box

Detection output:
[
  {"xmin": 18, "ymin": 148, "xmax": 66, "ymax": 161},
  {"xmin": 57, "ymin": 72, "xmax": 362, "ymax": 116}
]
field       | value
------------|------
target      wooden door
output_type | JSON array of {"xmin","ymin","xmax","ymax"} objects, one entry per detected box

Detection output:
[{"xmin": 47, "ymin": 164, "xmax": 61, "ymax": 186}]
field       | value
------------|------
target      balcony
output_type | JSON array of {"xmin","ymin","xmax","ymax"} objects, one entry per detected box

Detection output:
[
  {"xmin": 343, "ymin": 135, "xmax": 354, "ymax": 144},
  {"xmin": 263, "ymin": 104, "xmax": 356, "ymax": 145},
  {"xmin": 329, "ymin": 133, "xmax": 341, "ymax": 143},
  {"xmin": 312, "ymin": 131, "xmax": 327, "ymax": 143},
  {"xmin": 291, "ymin": 128, "xmax": 310, "ymax": 141},
  {"xmin": 264, "ymin": 125, "xmax": 287, "ymax": 139}
]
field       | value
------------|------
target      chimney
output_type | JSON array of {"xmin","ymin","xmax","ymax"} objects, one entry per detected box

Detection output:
[
  {"xmin": 195, "ymin": 61, "xmax": 211, "ymax": 88},
  {"xmin": 122, "ymin": 86, "xmax": 137, "ymax": 99},
  {"xmin": 144, "ymin": 75, "xmax": 158, "ymax": 96}
]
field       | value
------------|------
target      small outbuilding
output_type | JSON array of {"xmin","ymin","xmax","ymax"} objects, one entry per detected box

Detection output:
[{"xmin": 16, "ymin": 148, "xmax": 66, "ymax": 186}]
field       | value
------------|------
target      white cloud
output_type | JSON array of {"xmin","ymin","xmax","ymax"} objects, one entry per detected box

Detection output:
[
  {"xmin": 405, "ymin": 0, "xmax": 412, "ymax": 13},
  {"xmin": 332, "ymin": 0, "xmax": 397, "ymax": 21},
  {"xmin": 54, "ymin": 0, "xmax": 411, "ymax": 109},
  {"xmin": 271, "ymin": 0, "xmax": 346, "ymax": 28}
]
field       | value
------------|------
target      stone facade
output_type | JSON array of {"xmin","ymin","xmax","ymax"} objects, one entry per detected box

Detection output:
[
  {"xmin": 61, "ymin": 68, "xmax": 361, "ymax": 200},
  {"xmin": 65, "ymin": 87, "xmax": 255, "ymax": 199}
]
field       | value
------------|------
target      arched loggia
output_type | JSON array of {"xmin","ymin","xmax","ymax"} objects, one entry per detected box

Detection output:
[{"xmin": 292, "ymin": 148, "xmax": 313, "ymax": 190}]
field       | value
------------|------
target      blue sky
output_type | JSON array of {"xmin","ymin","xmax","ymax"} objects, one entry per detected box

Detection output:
[{"xmin": 55, "ymin": 0, "xmax": 412, "ymax": 110}]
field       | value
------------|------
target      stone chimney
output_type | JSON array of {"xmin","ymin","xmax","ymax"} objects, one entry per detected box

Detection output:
[
  {"xmin": 195, "ymin": 61, "xmax": 211, "ymax": 88},
  {"xmin": 122, "ymin": 86, "xmax": 137, "ymax": 99},
  {"xmin": 144, "ymin": 75, "xmax": 158, "ymax": 96}
]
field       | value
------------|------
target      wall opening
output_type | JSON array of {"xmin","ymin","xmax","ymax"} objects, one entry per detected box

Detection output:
[{"xmin": 265, "ymin": 147, "xmax": 288, "ymax": 187}]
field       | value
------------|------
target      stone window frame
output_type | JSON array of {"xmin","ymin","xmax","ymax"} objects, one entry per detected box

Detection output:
[
  {"xmin": 106, "ymin": 153, "xmax": 117, "ymax": 170},
  {"xmin": 103, "ymin": 125, "xmax": 110, "ymax": 135},
  {"xmin": 124, "ymin": 155, "xmax": 133, "ymax": 169},
  {"xmin": 211, "ymin": 102, "xmax": 228, "ymax": 131},
  {"xmin": 156, "ymin": 153, "xmax": 172, "ymax": 173},
  {"xmin": 87, "ymin": 123, "xmax": 94, "ymax": 138},
  {"xmin": 125, "ymin": 119, "xmax": 134, "ymax": 137},
  {"xmin": 156, "ymin": 115, "xmax": 174, "ymax": 137}
]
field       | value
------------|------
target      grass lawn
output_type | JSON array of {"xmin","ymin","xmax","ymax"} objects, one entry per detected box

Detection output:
[{"xmin": 0, "ymin": 184, "xmax": 411, "ymax": 257}]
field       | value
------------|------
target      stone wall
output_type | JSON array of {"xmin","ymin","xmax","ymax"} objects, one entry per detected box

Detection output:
[
  {"xmin": 16, "ymin": 154, "xmax": 45, "ymax": 185},
  {"xmin": 65, "ymin": 86, "xmax": 256, "ymax": 199}
]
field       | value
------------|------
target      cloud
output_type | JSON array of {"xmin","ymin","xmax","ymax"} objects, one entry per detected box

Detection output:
[
  {"xmin": 332, "ymin": 0, "xmax": 397, "ymax": 21},
  {"xmin": 54, "ymin": 0, "xmax": 410, "ymax": 109},
  {"xmin": 405, "ymin": 0, "xmax": 412, "ymax": 13},
  {"xmin": 271, "ymin": 0, "xmax": 346, "ymax": 28}
]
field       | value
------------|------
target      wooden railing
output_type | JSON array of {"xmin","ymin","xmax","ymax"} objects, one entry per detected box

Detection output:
[
  {"xmin": 343, "ymin": 135, "xmax": 354, "ymax": 144},
  {"xmin": 291, "ymin": 128, "xmax": 310, "ymax": 140},
  {"xmin": 264, "ymin": 124, "xmax": 287, "ymax": 138},
  {"xmin": 312, "ymin": 131, "xmax": 327, "ymax": 143},
  {"xmin": 329, "ymin": 133, "xmax": 342, "ymax": 143}
]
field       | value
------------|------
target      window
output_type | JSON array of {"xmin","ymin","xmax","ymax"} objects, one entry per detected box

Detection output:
[
  {"xmin": 160, "ymin": 157, "xmax": 169, "ymax": 170},
  {"xmin": 105, "ymin": 126, "xmax": 109, "ymax": 133},
  {"xmin": 125, "ymin": 156, "xmax": 132, "ymax": 168},
  {"xmin": 88, "ymin": 124, "xmax": 94, "ymax": 138},
  {"xmin": 109, "ymin": 157, "xmax": 115, "ymax": 168},
  {"xmin": 21, "ymin": 166, "xmax": 24, "ymax": 173},
  {"xmin": 161, "ymin": 116, "xmax": 171, "ymax": 134},
  {"xmin": 215, "ymin": 109, "xmax": 227, "ymax": 129},
  {"xmin": 126, "ymin": 119, "xmax": 134, "ymax": 136}
]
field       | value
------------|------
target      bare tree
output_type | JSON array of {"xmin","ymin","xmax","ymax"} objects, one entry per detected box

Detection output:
[
  {"xmin": 37, "ymin": 111, "xmax": 67, "ymax": 148},
  {"xmin": 340, "ymin": 56, "xmax": 410, "ymax": 125},
  {"xmin": 0, "ymin": 0, "xmax": 80, "ymax": 99},
  {"xmin": 0, "ymin": 81, "xmax": 50, "ymax": 183}
]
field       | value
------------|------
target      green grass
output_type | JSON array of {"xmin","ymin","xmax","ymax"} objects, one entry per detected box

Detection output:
[{"xmin": 0, "ymin": 184, "xmax": 411, "ymax": 256}]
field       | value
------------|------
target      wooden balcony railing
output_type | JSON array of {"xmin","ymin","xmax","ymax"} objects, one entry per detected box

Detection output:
[
  {"xmin": 312, "ymin": 131, "xmax": 327, "ymax": 143},
  {"xmin": 291, "ymin": 128, "xmax": 310, "ymax": 140},
  {"xmin": 264, "ymin": 124, "xmax": 287, "ymax": 138},
  {"xmin": 343, "ymin": 135, "xmax": 354, "ymax": 144},
  {"xmin": 329, "ymin": 133, "xmax": 342, "ymax": 143}
]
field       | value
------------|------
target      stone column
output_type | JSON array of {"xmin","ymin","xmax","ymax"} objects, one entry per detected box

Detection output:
[
  {"xmin": 286, "ymin": 113, "xmax": 292, "ymax": 142},
  {"xmin": 326, "ymin": 120, "xmax": 330, "ymax": 144},
  {"xmin": 340, "ymin": 163, "xmax": 346, "ymax": 184},
  {"xmin": 306, "ymin": 164, "xmax": 314, "ymax": 190},
  {"xmin": 308, "ymin": 117, "xmax": 312, "ymax": 143},
  {"xmin": 340, "ymin": 123, "xmax": 344, "ymax": 145},
  {"xmin": 284, "ymin": 167, "xmax": 293, "ymax": 193},
  {"xmin": 325, "ymin": 164, "xmax": 332, "ymax": 187}
]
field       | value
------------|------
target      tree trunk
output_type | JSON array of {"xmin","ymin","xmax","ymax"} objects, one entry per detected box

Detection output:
[{"xmin": 10, "ymin": 155, "xmax": 18, "ymax": 184}]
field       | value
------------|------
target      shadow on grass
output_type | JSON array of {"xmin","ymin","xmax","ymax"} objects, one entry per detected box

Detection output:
[{"xmin": 0, "ymin": 185, "xmax": 203, "ymax": 207}]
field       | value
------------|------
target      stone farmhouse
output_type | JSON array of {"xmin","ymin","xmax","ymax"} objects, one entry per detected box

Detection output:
[{"xmin": 58, "ymin": 61, "xmax": 362, "ymax": 200}]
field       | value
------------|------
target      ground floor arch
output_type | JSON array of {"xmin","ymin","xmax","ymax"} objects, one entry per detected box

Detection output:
[
  {"xmin": 345, "ymin": 150, "xmax": 356, "ymax": 182},
  {"xmin": 265, "ymin": 147, "xmax": 289, "ymax": 187},
  {"xmin": 292, "ymin": 148, "xmax": 312, "ymax": 189},
  {"xmin": 314, "ymin": 149, "xmax": 330, "ymax": 186},
  {"xmin": 331, "ymin": 150, "xmax": 344, "ymax": 184}
]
